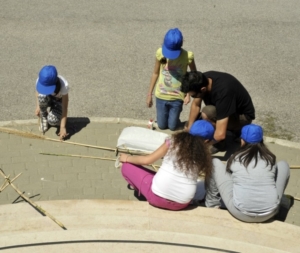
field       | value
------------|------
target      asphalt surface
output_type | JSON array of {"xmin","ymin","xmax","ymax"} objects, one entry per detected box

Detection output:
[{"xmin": 1, "ymin": 0, "xmax": 300, "ymax": 142}]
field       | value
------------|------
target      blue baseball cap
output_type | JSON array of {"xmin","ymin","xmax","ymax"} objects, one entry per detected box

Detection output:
[
  {"xmin": 189, "ymin": 120, "xmax": 215, "ymax": 140},
  {"xmin": 162, "ymin": 28, "xmax": 183, "ymax": 60},
  {"xmin": 241, "ymin": 124, "xmax": 263, "ymax": 144},
  {"xmin": 36, "ymin": 65, "xmax": 58, "ymax": 95}
]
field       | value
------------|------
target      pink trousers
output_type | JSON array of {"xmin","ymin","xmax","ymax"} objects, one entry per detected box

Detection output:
[{"xmin": 121, "ymin": 163, "xmax": 189, "ymax": 211}]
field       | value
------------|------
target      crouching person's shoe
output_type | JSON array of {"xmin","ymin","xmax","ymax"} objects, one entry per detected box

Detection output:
[
  {"xmin": 210, "ymin": 140, "xmax": 226, "ymax": 154},
  {"xmin": 274, "ymin": 194, "xmax": 294, "ymax": 222}
]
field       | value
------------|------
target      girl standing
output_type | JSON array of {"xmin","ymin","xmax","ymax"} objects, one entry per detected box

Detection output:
[{"xmin": 146, "ymin": 28, "xmax": 196, "ymax": 131}]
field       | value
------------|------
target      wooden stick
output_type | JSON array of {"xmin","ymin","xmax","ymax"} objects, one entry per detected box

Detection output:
[
  {"xmin": 39, "ymin": 152, "xmax": 161, "ymax": 169},
  {"xmin": 151, "ymin": 164, "xmax": 158, "ymax": 172},
  {"xmin": 295, "ymin": 197, "xmax": 300, "ymax": 201},
  {"xmin": 290, "ymin": 166, "xmax": 300, "ymax": 169},
  {"xmin": 0, "ymin": 173, "xmax": 22, "ymax": 192},
  {"xmin": 117, "ymin": 147, "xmax": 151, "ymax": 156},
  {"xmin": 0, "ymin": 169, "xmax": 67, "ymax": 230},
  {"xmin": 2, "ymin": 127, "xmax": 300, "ymax": 167},
  {"xmin": 40, "ymin": 152, "xmax": 116, "ymax": 161},
  {"xmin": 0, "ymin": 174, "xmax": 10, "ymax": 191},
  {"xmin": 0, "ymin": 127, "xmax": 116, "ymax": 152},
  {"xmin": 0, "ymin": 126, "xmax": 153, "ymax": 155}
]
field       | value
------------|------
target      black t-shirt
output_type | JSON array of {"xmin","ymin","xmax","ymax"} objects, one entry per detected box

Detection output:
[{"xmin": 203, "ymin": 71, "xmax": 255, "ymax": 120}]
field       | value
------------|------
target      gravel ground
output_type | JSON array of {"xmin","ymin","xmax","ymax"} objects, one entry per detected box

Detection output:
[{"xmin": 1, "ymin": 0, "xmax": 299, "ymax": 141}]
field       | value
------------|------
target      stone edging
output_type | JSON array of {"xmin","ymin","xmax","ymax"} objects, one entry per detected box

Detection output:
[{"xmin": 0, "ymin": 117, "xmax": 299, "ymax": 150}]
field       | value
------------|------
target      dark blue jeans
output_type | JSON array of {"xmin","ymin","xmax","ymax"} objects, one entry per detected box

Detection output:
[{"xmin": 156, "ymin": 97, "xmax": 183, "ymax": 131}]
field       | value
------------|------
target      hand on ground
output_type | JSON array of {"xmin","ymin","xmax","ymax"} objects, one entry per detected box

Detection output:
[{"xmin": 58, "ymin": 127, "xmax": 69, "ymax": 141}]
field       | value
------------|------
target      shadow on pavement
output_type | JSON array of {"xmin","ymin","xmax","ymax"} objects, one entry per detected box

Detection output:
[{"xmin": 55, "ymin": 117, "xmax": 91, "ymax": 140}]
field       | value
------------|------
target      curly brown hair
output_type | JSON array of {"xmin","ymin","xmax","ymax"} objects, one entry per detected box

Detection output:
[{"xmin": 169, "ymin": 131, "xmax": 213, "ymax": 182}]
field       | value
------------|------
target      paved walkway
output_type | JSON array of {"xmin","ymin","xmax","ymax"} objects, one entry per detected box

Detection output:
[{"xmin": 0, "ymin": 118, "xmax": 299, "ymax": 226}]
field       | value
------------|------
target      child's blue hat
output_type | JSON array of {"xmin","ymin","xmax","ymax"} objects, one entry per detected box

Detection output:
[
  {"xmin": 162, "ymin": 28, "xmax": 183, "ymax": 60},
  {"xmin": 189, "ymin": 120, "xmax": 215, "ymax": 140},
  {"xmin": 241, "ymin": 124, "xmax": 263, "ymax": 144},
  {"xmin": 36, "ymin": 65, "xmax": 58, "ymax": 95}
]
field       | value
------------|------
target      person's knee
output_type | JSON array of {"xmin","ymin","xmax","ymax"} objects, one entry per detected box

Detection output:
[
  {"xmin": 168, "ymin": 123, "xmax": 177, "ymax": 131},
  {"xmin": 121, "ymin": 163, "xmax": 137, "ymax": 177},
  {"xmin": 38, "ymin": 95, "xmax": 49, "ymax": 105},
  {"xmin": 47, "ymin": 113, "xmax": 60, "ymax": 126},
  {"xmin": 121, "ymin": 163, "xmax": 128, "ymax": 177},
  {"xmin": 277, "ymin": 160, "xmax": 290, "ymax": 177},
  {"xmin": 168, "ymin": 115, "xmax": 180, "ymax": 131},
  {"xmin": 38, "ymin": 94, "xmax": 47, "ymax": 99},
  {"xmin": 157, "ymin": 121, "xmax": 168, "ymax": 130}
]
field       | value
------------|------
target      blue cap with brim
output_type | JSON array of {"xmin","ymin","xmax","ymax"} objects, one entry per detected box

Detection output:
[
  {"xmin": 162, "ymin": 28, "xmax": 183, "ymax": 60},
  {"xmin": 36, "ymin": 65, "xmax": 58, "ymax": 95},
  {"xmin": 241, "ymin": 124, "xmax": 263, "ymax": 144},
  {"xmin": 189, "ymin": 120, "xmax": 215, "ymax": 140}
]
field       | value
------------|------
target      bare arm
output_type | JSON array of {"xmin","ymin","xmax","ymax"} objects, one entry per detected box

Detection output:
[
  {"xmin": 58, "ymin": 94, "xmax": 69, "ymax": 140},
  {"xmin": 183, "ymin": 59, "xmax": 197, "ymax": 105},
  {"xmin": 188, "ymin": 59, "xmax": 197, "ymax": 71},
  {"xmin": 120, "ymin": 141, "xmax": 168, "ymax": 165},
  {"xmin": 186, "ymin": 97, "xmax": 202, "ymax": 131},
  {"xmin": 35, "ymin": 91, "xmax": 40, "ymax": 116},
  {"xmin": 208, "ymin": 117, "xmax": 228, "ymax": 144},
  {"xmin": 146, "ymin": 58, "xmax": 160, "ymax": 108}
]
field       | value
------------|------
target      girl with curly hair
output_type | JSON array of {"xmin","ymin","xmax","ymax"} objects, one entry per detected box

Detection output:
[
  {"xmin": 205, "ymin": 124, "xmax": 291, "ymax": 222},
  {"xmin": 119, "ymin": 120, "xmax": 213, "ymax": 211}
]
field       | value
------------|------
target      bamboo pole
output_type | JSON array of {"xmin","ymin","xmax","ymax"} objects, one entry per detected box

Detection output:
[
  {"xmin": 151, "ymin": 164, "xmax": 158, "ymax": 172},
  {"xmin": 0, "ymin": 169, "xmax": 67, "ymax": 230},
  {"xmin": 116, "ymin": 147, "xmax": 151, "ymax": 156},
  {"xmin": 290, "ymin": 166, "xmax": 300, "ymax": 169},
  {"xmin": 40, "ymin": 152, "xmax": 116, "ymax": 161},
  {"xmin": 0, "ymin": 173, "xmax": 22, "ymax": 192},
  {"xmin": 2, "ymin": 127, "xmax": 300, "ymax": 168},
  {"xmin": 0, "ymin": 127, "xmax": 152, "ymax": 155},
  {"xmin": 0, "ymin": 127, "xmax": 116, "ymax": 152},
  {"xmin": 39, "ymin": 152, "xmax": 161, "ymax": 169}
]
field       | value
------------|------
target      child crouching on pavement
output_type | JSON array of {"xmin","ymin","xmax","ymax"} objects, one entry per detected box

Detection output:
[{"xmin": 35, "ymin": 65, "xmax": 69, "ymax": 140}]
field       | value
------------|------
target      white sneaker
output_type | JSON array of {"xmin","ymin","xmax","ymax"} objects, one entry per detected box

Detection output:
[
  {"xmin": 152, "ymin": 121, "xmax": 158, "ymax": 130},
  {"xmin": 39, "ymin": 116, "xmax": 48, "ymax": 134}
]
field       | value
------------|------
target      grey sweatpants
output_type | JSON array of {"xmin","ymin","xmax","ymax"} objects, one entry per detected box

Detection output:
[
  {"xmin": 205, "ymin": 158, "xmax": 290, "ymax": 223},
  {"xmin": 38, "ymin": 94, "xmax": 62, "ymax": 126}
]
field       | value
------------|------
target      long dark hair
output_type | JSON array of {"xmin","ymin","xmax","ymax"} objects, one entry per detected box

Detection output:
[
  {"xmin": 170, "ymin": 131, "xmax": 212, "ymax": 182},
  {"xmin": 226, "ymin": 141, "xmax": 276, "ymax": 172}
]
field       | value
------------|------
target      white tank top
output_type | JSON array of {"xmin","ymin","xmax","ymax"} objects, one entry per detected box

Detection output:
[{"xmin": 151, "ymin": 143, "xmax": 197, "ymax": 204}]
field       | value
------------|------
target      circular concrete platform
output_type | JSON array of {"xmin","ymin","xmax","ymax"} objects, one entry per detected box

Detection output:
[{"xmin": 0, "ymin": 200, "xmax": 299, "ymax": 253}]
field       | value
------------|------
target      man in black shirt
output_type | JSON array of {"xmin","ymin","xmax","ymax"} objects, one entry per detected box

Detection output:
[{"xmin": 182, "ymin": 71, "xmax": 255, "ymax": 147}]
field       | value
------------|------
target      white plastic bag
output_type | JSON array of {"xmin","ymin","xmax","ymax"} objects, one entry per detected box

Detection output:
[{"xmin": 117, "ymin": 127, "xmax": 169, "ymax": 154}]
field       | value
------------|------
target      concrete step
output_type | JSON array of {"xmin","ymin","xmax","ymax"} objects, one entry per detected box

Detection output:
[
  {"xmin": 0, "ymin": 228, "xmax": 292, "ymax": 253},
  {"xmin": 0, "ymin": 200, "xmax": 299, "ymax": 253}
]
